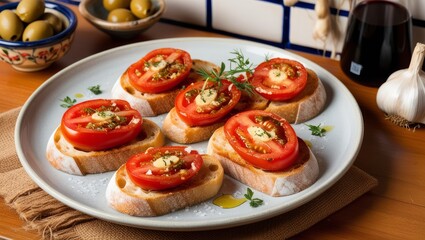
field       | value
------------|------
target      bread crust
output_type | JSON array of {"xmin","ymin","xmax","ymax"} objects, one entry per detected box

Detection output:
[
  {"xmin": 105, "ymin": 155, "xmax": 224, "ymax": 216},
  {"xmin": 206, "ymin": 127, "xmax": 319, "ymax": 196},
  {"xmin": 111, "ymin": 59, "xmax": 219, "ymax": 117},
  {"xmin": 46, "ymin": 119, "xmax": 165, "ymax": 175},
  {"xmin": 162, "ymin": 107, "xmax": 226, "ymax": 144}
]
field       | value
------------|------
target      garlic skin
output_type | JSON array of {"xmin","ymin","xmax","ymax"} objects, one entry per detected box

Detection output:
[{"xmin": 376, "ymin": 43, "xmax": 425, "ymax": 124}]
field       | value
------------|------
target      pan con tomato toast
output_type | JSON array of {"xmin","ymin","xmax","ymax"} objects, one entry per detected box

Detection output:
[
  {"xmin": 207, "ymin": 110, "xmax": 319, "ymax": 197},
  {"xmin": 106, "ymin": 146, "xmax": 224, "ymax": 216},
  {"xmin": 46, "ymin": 99, "xmax": 165, "ymax": 175},
  {"xmin": 162, "ymin": 79, "xmax": 242, "ymax": 144},
  {"xmin": 248, "ymin": 58, "xmax": 327, "ymax": 124},
  {"xmin": 262, "ymin": 69, "xmax": 326, "ymax": 124},
  {"xmin": 111, "ymin": 47, "xmax": 219, "ymax": 116}
]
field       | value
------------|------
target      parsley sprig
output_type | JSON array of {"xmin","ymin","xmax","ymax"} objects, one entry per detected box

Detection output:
[
  {"xmin": 305, "ymin": 123, "xmax": 327, "ymax": 137},
  {"xmin": 196, "ymin": 49, "xmax": 255, "ymax": 96},
  {"xmin": 60, "ymin": 96, "xmax": 76, "ymax": 108},
  {"xmin": 244, "ymin": 188, "xmax": 264, "ymax": 208},
  {"xmin": 88, "ymin": 85, "xmax": 102, "ymax": 95}
]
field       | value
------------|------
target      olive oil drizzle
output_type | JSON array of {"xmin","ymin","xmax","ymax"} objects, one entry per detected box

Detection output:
[{"xmin": 213, "ymin": 194, "xmax": 247, "ymax": 209}]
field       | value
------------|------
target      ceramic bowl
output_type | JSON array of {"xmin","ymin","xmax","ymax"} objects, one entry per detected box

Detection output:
[
  {"xmin": 0, "ymin": 1, "xmax": 77, "ymax": 72},
  {"xmin": 78, "ymin": 0, "xmax": 165, "ymax": 39}
]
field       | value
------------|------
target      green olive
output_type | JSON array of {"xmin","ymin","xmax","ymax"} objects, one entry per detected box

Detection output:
[
  {"xmin": 22, "ymin": 20, "xmax": 54, "ymax": 41},
  {"xmin": 16, "ymin": 0, "xmax": 45, "ymax": 23},
  {"xmin": 103, "ymin": 0, "xmax": 131, "ymax": 11},
  {"xmin": 107, "ymin": 8, "xmax": 136, "ymax": 23},
  {"xmin": 0, "ymin": 10, "xmax": 24, "ymax": 41},
  {"xmin": 130, "ymin": 0, "xmax": 152, "ymax": 19},
  {"xmin": 41, "ymin": 12, "xmax": 63, "ymax": 33}
]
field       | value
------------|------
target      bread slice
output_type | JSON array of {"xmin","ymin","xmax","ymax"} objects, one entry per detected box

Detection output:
[
  {"xmin": 261, "ymin": 68, "xmax": 327, "ymax": 124},
  {"xmin": 207, "ymin": 127, "xmax": 319, "ymax": 197},
  {"xmin": 111, "ymin": 59, "xmax": 219, "ymax": 117},
  {"xmin": 105, "ymin": 154, "xmax": 224, "ymax": 217},
  {"xmin": 161, "ymin": 107, "xmax": 226, "ymax": 144},
  {"xmin": 46, "ymin": 119, "xmax": 165, "ymax": 175}
]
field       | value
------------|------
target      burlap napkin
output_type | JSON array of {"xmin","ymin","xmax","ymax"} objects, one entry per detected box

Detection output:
[{"xmin": 0, "ymin": 108, "xmax": 378, "ymax": 239}]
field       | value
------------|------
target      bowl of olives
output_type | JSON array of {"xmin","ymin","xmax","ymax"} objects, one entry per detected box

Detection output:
[
  {"xmin": 79, "ymin": 0, "xmax": 165, "ymax": 39},
  {"xmin": 0, "ymin": 0, "xmax": 77, "ymax": 72}
]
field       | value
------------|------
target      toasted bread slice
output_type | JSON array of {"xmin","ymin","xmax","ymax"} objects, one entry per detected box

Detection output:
[
  {"xmin": 105, "ymin": 154, "xmax": 224, "ymax": 217},
  {"xmin": 162, "ymin": 107, "xmax": 226, "ymax": 144},
  {"xmin": 262, "ymin": 68, "xmax": 327, "ymax": 124},
  {"xmin": 111, "ymin": 59, "xmax": 219, "ymax": 117},
  {"xmin": 207, "ymin": 127, "xmax": 319, "ymax": 197},
  {"xmin": 46, "ymin": 119, "xmax": 165, "ymax": 175}
]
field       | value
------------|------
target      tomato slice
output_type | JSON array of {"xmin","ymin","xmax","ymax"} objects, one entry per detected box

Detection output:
[
  {"xmin": 174, "ymin": 80, "xmax": 242, "ymax": 126},
  {"xmin": 127, "ymin": 48, "xmax": 193, "ymax": 93},
  {"xmin": 60, "ymin": 99, "xmax": 143, "ymax": 152},
  {"xmin": 251, "ymin": 58, "xmax": 308, "ymax": 101},
  {"xmin": 125, "ymin": 146, "xmax": 203, "ymax": 191},
  {"xmin": 224, "ymin": 110, "xmax": 299, "ymax": 171}
]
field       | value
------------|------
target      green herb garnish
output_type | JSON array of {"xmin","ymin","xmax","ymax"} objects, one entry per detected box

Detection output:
[
  {"xmin": 305, "ymin": 123, "xmax": 327, "ymax": 137},
  {"xmin": 88, "ymin": 85, "xmax": 102, "ymax": 95},
  {"xmin": 60, "ymin": 96, "xmax": 77, "ymax": 108},
  {"xmin": 264, "ymin": 53, "xmax": 271, "ymax": 62},
  {"xmin": 196, "ymin": 49, "xmax": 255, "ymax": 96},
  {"xmin": 244, "ymin": 188, "xmax": 264, "ymax": 208}
]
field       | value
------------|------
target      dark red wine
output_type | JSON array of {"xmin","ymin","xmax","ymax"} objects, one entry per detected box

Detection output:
[{"xmin": 340, "ymin": 1, "xmax": 412, "ymax": 87}]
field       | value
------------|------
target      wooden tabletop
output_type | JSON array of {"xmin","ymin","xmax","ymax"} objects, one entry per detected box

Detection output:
[{"xmin": 1, "ymin": 3, "xmax": 424, "ymax": 240}]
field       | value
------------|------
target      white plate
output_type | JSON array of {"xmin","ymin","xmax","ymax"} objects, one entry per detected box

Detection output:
[{"xmin": 15, "ymin": 37, "xmax": 363, "ymax": 231}]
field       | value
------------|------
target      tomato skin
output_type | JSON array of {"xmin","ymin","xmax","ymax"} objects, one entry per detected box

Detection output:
[
  {"xmin": 175, "ymin": 80, "xmax": 241, "ymax": 126},
  {"xmin": 224, "ymin": 110, "xmax": 299, "ymax": 171},
  {"xmin": 251, "ymin": 58, "xmax": 308, "ymax": 101},
  {"xmin": 127, "ymin": 48, "xmax": 193, "ymax": 93},
  {"xmin": 60, "ymin": 99, "xmax": 143, "ymax": 152},
  {"xmin": 126, "ymin": 146, "xmax": 203, "ymax": 191}
]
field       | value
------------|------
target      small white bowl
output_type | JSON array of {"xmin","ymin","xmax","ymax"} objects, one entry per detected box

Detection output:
[
  {"xmin": 0, "ymin": 1, "xmax": 77, "ymax": 72},
  {"xmin": 79, "ymin": 0, "xmax": 165, "ymax": 39}
]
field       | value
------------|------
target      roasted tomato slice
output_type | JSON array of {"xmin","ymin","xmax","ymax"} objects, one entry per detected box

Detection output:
[
  {"xmin": 175, "ymin": 80, "xmax": 242, "ymax": 126},
  {"xmin": 127, "ymin": 48, "xmax": 193, "ymax": 93},
  {"xmin": 126, "ymin": 146, "xmax": 203, "ymax": 191},
  {"xmin": 60, "ymin": 99, "xmax": 143, "ymax": 152},
  {"xmin": 251, "ymin": 58, "xmax": 308, "ymax": 101},
  {"xmin": 224, "ymin": 110, "xmax": 299, "ymax": 171}
]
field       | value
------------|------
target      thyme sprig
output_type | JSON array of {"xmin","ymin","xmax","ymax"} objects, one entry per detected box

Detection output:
[{"xmin": 196, "ymin": 49, "xmax": 255, "ymax": 96}]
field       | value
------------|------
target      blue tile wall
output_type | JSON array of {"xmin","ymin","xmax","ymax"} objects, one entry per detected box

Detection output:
[{"xmin": 64, "ymin": 0, "xmax": 425, "ymax": 59}]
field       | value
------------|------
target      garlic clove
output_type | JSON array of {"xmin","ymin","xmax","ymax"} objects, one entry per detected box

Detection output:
[
  {"xmin": 283, "ymin": 0, "xmax": 299, "ymax": 7},
  {"xmin": 315, "ymin": 0, "xmax": 330, "ymax": 19},
  {"xmin": 376, "ymin": 42, "xmax": 425, "ymax": 126}
]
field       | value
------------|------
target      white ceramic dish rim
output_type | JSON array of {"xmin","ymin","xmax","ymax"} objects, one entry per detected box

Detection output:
[{"xmin": 15, "ymin": 37, "xmax": 363, "ymax": 231}]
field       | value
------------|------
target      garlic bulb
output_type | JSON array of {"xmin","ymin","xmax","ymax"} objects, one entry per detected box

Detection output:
[{"xmin": 376, "ymin": 42, "xmax": 425, "ymax": 126}]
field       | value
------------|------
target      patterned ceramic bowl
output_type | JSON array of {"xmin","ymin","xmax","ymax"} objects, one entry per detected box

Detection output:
[
  {"xmin": 0, "ymin": 1, "xmax": 77, "ymax": 72},
  {"xmin": 79, "ymin": 0, "xmax": 165, "ymax": 39}
]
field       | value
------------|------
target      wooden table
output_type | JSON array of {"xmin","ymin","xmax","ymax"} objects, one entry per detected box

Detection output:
[{"xmin": 1, "ymin": 4, "xmax": 424, "ymax": 240}]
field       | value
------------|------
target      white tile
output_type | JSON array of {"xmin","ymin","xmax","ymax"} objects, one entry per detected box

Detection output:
[
  {"xmin": 162, "ymin": 0, "xmax": 207, "ymax": 26},
  {"xmin": 212, "ymin": 0, "xmax": 284, "ymax": 43},
  {"xmin": 289, "ymin": 7, "xmax": 348, "ymax": 56},
  {"xmin": 300, "ymin": 0, "xmax": 351, "ymax": 11},
  {"xmin": 409, "ymin": 1, "xmax": 425, "ymax": 21}
]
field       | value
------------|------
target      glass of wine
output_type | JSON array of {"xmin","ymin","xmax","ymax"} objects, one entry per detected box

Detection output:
[{"xmin": 340, "ymin": 0, "xmax": 413, "ymax": 87}]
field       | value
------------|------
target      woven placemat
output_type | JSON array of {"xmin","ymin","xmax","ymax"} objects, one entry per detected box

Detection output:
[{"xmin": 0, "ymin": 108, "xmax": 378, "ymax": 239}]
